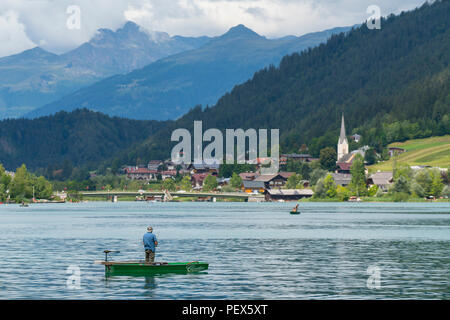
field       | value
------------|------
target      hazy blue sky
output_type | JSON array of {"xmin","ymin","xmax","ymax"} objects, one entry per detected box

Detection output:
[{"xmin": 0, "ymin": 0, "xmax": 428, "ymax": 57}]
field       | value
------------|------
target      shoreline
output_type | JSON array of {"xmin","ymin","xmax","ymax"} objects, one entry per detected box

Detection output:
[{"xmin": 6, "ymin": 199, "xmax": 449, "ymax": 204}]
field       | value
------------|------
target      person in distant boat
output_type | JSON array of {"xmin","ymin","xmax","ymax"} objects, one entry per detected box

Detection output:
[
  {"xmin": 143, "ymin": 226, "xmax": 158, "ymax": 264},
  {"xmin": 292, "ymin": 204, "xmax": 299, "ymax": 212}
]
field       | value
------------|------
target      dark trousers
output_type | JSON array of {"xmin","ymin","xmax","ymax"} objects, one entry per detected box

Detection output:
[{"xmin": 145, "ymin": 249, "xmax": 155, "ymax": 263}]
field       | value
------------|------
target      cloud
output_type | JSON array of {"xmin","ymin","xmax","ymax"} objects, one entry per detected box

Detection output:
[
  {"xmin": 0, "ymin": 0, "xmax": 131, "ymax": 55},
  {"xmin": 0, "ymin": 0, "xmax": 428, "ymax": 57},
  {"xmin": 0, "ymin": 10, "xmax": 36, "ymax": 57},
  {"xmin": 125, "ymin": 0, "xmax": 427, "ymax": 37}
]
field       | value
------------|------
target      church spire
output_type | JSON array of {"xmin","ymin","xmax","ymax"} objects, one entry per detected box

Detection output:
[
  {"xmin": 337, "ymin": 113, "xmax": 349, "ymax": 162},
  {"xmin": 339, "ymin": 113, "xmax": 347, "ymax": 143}
]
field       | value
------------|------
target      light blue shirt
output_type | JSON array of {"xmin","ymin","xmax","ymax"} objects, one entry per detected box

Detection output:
[{"xmin": 143, "ymin": 232, "xmax": 157, "ymax": 252}]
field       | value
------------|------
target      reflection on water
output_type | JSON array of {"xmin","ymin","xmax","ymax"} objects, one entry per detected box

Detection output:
[{"xmin": 0, "ymin": 202, "xmax": 449, "ymax": 299}]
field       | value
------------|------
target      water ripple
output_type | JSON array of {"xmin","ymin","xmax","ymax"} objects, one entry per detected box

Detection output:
[{"xmin": 0, "ymin": 202, "xmax": 449, "ymax": 299}]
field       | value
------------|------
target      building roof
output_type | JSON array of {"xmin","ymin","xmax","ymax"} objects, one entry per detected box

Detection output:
[
  {"xmin": 336, "ymin": 162, "xmax": 352, "ymax": 171},
  {"xmin": 331, "ymin": 173, "xmax": 352, "ymax": 185},
  {"xmin": 266, "ymin": 189, "xmax": 314, "ymax": 196},
  {"xmin": 125, "ymin": 167, "xmax": 157, "ymax": 174},
  {"xmin": 281, "ymin": 153, "xmax": 313, "ymax": 159},
  {"xmin": 256, "ymin": 157, "xmax": 274, "ymax": 165},
  {"xmin": 217, "ymin": 177, "xmax": 231, "ymax": 184},
  {"xmin": 410, "ymin": 165, "xmax": 432, "ymax": 170},
  {"xmin": 191, "ymin": 173, "xmax": 209, "ymax": 182},
  {"xmin": 239, "ymin": 172, "xmax": 257, "ymax": 181},
  {"xmin": 369, "ymin": 172, "xmax": 393, "ymax": 185},
  {"xmin": 279, "ymin": 172, "xmax": 295, "ymax": 179},
  {"xmin": 337, "ymin": 148, "xmax": 366, "ymax": 166},
  {"xmin": 388, "ymin": 147, "xmax": 406, "ymax": 151},
  {"xmin": 161, "ymin": 170, "xmax": 177, "ymax": 176},
  {"xmin": 253, "ymin": 174, "xmax": 280, "ymax": 182},
  {"xmin": 243, "ymin": 180, "xmax": 265, "ymax": 189},
  {"xmin": 338, "ymin": 152, "xmax": 356, "ymax": 164},
  {"xmin": 191, "ymin": 160, "xmax": 220, "ymax": 170}
]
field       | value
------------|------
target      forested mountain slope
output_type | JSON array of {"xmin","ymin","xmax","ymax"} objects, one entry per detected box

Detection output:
[
  {"xmin": 0, "ymin": 1, "xmax": 448, "ymax": 172},
  {"xmin": 0, "ymin": 109, "xmax": 164, "ymax": 170},
  {"xmin": 119, "ymin": 0, "xmax": 449, "ymax": 165}
]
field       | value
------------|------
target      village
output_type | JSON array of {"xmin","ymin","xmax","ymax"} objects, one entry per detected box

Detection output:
[{"xmin": 114, "ymin": 114, "xmax": 445, "ymax": 202}]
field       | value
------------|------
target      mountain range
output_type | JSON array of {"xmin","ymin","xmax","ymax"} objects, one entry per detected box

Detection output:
[
  {"xmin": 0, "ymin": 21, "xmax": 212, "ymax": 119},
  {"xmin": 0, "ymin": 0, "xmax": 448, "ymax": 173},
  {"xmin": 114, "ymin": 0, "xmax": 450, "ymax": 165},
  {"xmin": 25, "ymin": 24, "xmax": 352, "ymax": 120}
]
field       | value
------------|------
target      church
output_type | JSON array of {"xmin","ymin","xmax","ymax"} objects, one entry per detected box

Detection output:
[
  {"xmin": 337, "ymin": 114, "xmax": 349, "ymax": 162},
  {"xmin": 336, "ymin": 114, "xmax": 365, "ymax": 173}
]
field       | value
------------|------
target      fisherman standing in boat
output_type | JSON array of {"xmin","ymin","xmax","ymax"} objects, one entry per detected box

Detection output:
[{"xmin": 143, "ymin": 226, "xmax": 158, "ymax": 264}]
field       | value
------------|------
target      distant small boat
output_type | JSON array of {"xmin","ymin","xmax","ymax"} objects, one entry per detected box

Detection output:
[
  {"xmin": 348, "ymin": 196, "xmax": 362, "ymax": 202},
  {"xmin": 290, "ymin": 211, "xmax": 300, "ymax": 215},
  {"xmin": 20, "ymin": 203, "xmax": 29, "ymax": 207}
]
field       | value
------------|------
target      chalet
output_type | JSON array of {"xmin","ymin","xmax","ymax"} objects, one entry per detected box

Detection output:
[
  {"xmin": 388, "ymin": 147, "xmax": 406, "ymax": 157},
  {"xmin": 331, "ymin": 173, "xmax": 352, "ymax": 186},
  {"xmin": 191, "ymin": 173, "xmax": 209, "ymax": 188},
  {"xmin": 336, "ymin": 162, "xmax": 352, "ymax": 174},
  {"xmin": 279, "ymin": 172, "xmax": 296, "ymax": 180},
  {"xmin": 336, "ymin": 148, "xmax": 367, "ymax": 173},
  {"xmin": 123, "ymin": 165, "xmax": 135, "ymax": 172},
  {"xmin": 161, "ymin": 170, "xmax": 177, "ymax": 180},
  {"xmin": 411, "ymin": 165, "xmax": 432, "ymax": 170},
  {"xmin": 264, "ymin": 189, "xmax": 314, "ymax": 201},
  {"xmin": 188, "ymin": 161, "xmax": 220, "ymax": 174},
  {"xmin": 368, "ymin": 171, "xmax": 393, "ymax": 191},
  {"xmin": 217, "ymin": 177, "xmax": 230, "ymax": 187},
  {"xmin": 125, "ymin": 167, "xmax": 158, "ymax": 181},
  {"xmin": 164, "ymin": 160, "xmax": 177, "ymax": 171},
  {"xmin": 298, "ymin": 180, "xmax": 310, "ymax": 188},
  {"xmin": 280, "ymin": 153, "xmax": 315, "ymax": 165},
  {"xmin": 242, "ymin": 180, "xmax": 265, "ymax": 193},
  {"xmin": 253, "ymin": 173, "xmax": 288, "ymax": 189},
  {"xmin": 239, "ymin": 172, "xmax": 258, "ymax": 181},
  {"xmin": 175, "ymin": 162, "xmax": 190, "ymax": 175},
  {"xmin": 148, "ymin": 160, "xmax": 163, "ymax": 171},
  {"xmin": 350, "ymin": 134, "xmax": 362, "ymax": 143},
  {"xmin": 255, "ymin": 157, "xmax": 273, "ymax": 166}
]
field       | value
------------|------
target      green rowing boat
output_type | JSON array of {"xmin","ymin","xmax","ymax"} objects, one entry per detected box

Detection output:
[
  {"xmin": 96, "ymin": 250, "xmax": 209, "ymax": 276},
  {"xmin": 290, "ymin": 211, "xmax": 300, "ymax": 215},
  {"xmin": 96, "ymin": 260, "xmax": 209, "ymax": 276}
]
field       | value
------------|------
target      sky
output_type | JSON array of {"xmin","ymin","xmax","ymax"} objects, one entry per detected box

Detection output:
[{"xmin": 0, "ymin": 0, "xmax": 429, "ymax": 58}]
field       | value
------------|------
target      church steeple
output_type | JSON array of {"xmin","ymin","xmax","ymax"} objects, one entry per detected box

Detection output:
[
  {"xmin": 337, "ymin": 113, "xmax": 349, "ymax": 162},
  {"xmin": 339, "ymin": 113, "xmax": 347, "ymax": 143}
]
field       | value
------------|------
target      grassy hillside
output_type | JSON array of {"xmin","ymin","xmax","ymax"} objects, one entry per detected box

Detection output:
[{"xmin": 369, "ymin": 135, "xmax": 450, "ymax": 171}]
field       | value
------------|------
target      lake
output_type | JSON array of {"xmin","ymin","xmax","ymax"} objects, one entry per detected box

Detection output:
[{"xmin": 0, "ymin": 201, "xmax": 449, "ymax": 299}]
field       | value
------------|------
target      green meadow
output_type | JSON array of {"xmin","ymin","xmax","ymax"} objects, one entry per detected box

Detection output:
[{"xmin": 369, "ymin": 135, "xmax": 450, "ymax": 172}]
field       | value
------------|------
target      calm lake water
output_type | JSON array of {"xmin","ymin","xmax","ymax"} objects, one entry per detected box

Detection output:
[{"xmin": 0, "ymin": 201, "xmax": 449, "ymax": 300}]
